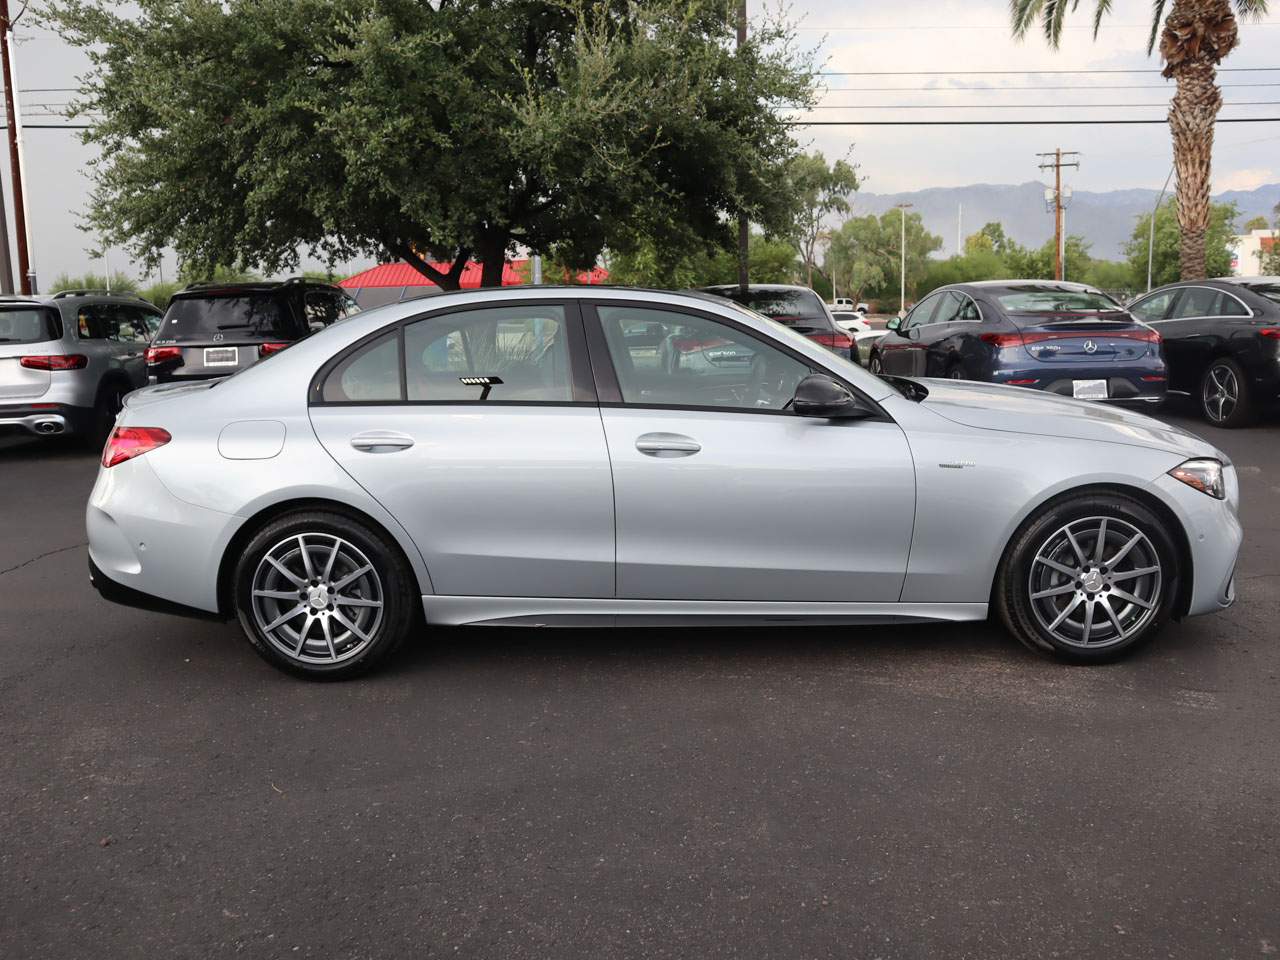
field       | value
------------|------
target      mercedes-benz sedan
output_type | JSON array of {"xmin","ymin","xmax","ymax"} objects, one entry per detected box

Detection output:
[{"xmin": 86, "ymin": 287, "xmax": 1241, "ymax": 679}]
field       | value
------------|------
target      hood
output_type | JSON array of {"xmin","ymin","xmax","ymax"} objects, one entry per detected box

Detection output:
[
  {"xmin": 122, "ymin": 379, "xmax": 221, "ymax": 410},
  {"xmin": 915, "ymin": 378, "xmax": 1220, "ymax": 460}
]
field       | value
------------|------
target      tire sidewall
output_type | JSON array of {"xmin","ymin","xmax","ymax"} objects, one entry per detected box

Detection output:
[
  {"xmin": 998, "ymin": 492, "xmax": 1179, "ymax": 663},
  {"xmin": 234, "ymin": 511, "xmax": 416, "ymax": 679}
]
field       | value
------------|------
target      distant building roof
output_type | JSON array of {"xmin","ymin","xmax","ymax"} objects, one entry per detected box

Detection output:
[{"xmin": 339, "ymin": 259, "xmax": 608, "ymax": 290}]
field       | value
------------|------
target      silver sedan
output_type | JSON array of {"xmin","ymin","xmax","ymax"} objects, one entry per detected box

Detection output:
[{"xmin": 86, "ymin": 287, "xmax": 1242, "ymax": 679}]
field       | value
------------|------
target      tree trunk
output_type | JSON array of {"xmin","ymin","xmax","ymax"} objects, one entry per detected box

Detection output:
[{"xmin": 1162, "ymin": 0, "xmax": 1237, "ymax": 281}]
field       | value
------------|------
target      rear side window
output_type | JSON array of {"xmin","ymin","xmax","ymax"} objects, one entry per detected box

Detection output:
[
  {"xmin": 0, "ymin": 306, "xmax": 60, "ymax": 344},
  {"xmin": 157, "ymin": 294, "xmax": 295, "ymax": 343},
  {"xmin": 321, "ymin": 332, "xmax": 402, "ymax": 402}
]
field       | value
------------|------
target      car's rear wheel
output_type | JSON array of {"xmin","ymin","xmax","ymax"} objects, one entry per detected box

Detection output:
[
  {"xmin": 87, "ymin": 381, "xmax": 129, "ymax": 449},
  {"xmin": 868, "ymin": 354, "xmax": 884, "ymax": 375},
  {"xmin": 234, "ymin": 511, "xmax": 417, "ymax": 679},
  {"xmin": 1200, "ymin": 357, "xmax": 1255, "ymax": 428},
  {"xmin": 996, "ymin": 492, "xmax": 1178, "ymax": 663}
]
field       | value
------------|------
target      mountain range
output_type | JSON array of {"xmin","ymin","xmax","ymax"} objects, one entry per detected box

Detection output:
[{"xmin": 852, "ymin": 181, "xmax": 1280, "ymax": 261}]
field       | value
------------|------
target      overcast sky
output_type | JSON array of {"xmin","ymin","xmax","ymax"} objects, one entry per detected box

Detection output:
[{"xmin": 6, "ymin": 0, "xmax": 1280, "ymax": 285}]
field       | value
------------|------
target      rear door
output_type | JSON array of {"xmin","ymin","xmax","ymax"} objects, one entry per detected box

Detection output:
[
  {"xmin": 309, "ymin": 300, "xmax": 616, "ymax": 600},
  {"xmin": 0, "ymin": 304, "xmax": 61, "ymax": 400}
]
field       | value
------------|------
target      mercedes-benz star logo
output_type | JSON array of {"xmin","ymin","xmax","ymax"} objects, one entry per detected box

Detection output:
[{"xmin": 1083, "ymin": 339, "xmax": 1097, "ymax": 354}]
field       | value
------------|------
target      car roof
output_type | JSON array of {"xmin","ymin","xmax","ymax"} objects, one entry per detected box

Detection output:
[
  {"xmin": 0, "ymin": 291, "xmax": 155, "ymax": 306},
  {"xmin": 960, "ymin": 279, "xmax": 1100, "ymax": 292},
  {"xmin": 173, "ymin": 277, "xmax": 342, "ymax": 298},
  {"xmin": 699, "ymin": 283, "xmax": 816, "ymax": 294}
]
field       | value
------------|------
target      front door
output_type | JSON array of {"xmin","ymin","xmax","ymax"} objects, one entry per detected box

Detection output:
[
  {"xmin": 587, "ymin": 303, "xmax": 916, "ymax": 602},
  {"xmin": 878, "ymin": 292, "xmax": 944, "ymax": 377},
  {"xmin": 310, "ymin": 301, "xmax": 615, "ymax": 599}
]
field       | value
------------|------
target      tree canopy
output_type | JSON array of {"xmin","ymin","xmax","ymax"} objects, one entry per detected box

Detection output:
[
  {"xmin": 42, "ymin": 0, "xmax": 817, "ymax": 288},
  {"xmin": 1125, "ymin": 199, "xmax": 1239, "ymax": 288},
  {"xmin": 823, "ymin": 210, "xmax": 942, "ymax": 307},
  {"xmin": 786, "ymin": 152, "xmax": 859, "ymax": 288}
]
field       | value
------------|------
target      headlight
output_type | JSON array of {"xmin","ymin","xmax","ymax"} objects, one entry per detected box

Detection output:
[{"xmin": 1168, "ymin": 459, "xmax": 1225, "ymax": 500}]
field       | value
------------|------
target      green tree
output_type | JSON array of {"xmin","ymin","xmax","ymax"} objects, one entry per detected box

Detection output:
[
  {"xmin": 1242, "ymin": 215, "xmax": 1270, "ymax": 232},
  {"xmin": 963, "ymin": 222, "xmax": 1016, "ymax": 258},
  {"xmin": 139, "ymin": 280, "xmax": 181, "ymax": 310},
  {"xmin": 48, "ymin": 271, "xmax": 138, "ymax": 295},
  {"xmin": 1010, "ymin": 0, "xmax": 1269, "ymax": 280},
  {"xmin": 824, "ymin": 211, "xmax": 942, "ymax": 310},
  {"xmin": 786, "ymin": 151, "xmax": 860, "ymax": 289},
  {"xmin": 607, "ymin": 232, "xmax": 797, "ymax": 288},
  {"xmin": 1126, "ymin": 199, "xmax": 1239, "ymax": 287},
  {"xmin": 44, "ymin": 0, "xmax": 816, "ymax": 289}
]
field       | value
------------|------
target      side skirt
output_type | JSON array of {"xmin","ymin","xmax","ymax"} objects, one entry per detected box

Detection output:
[{"xmin": 422, "ymin": 596, "xmax": 988, "ymax": 628}]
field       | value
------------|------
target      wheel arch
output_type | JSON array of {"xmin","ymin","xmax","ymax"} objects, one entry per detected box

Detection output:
[
  {"xmin": 216, "ymin": 497, "xmax": 429, "ymax": 618},
  {"xmin": 991, "ymin": 481, "xmax": 1194, "ymax": 619}
]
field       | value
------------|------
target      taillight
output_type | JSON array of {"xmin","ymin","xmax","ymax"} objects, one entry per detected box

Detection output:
[
  {"xmin": 258, "ymin": 341, "xmax": 290, "ymax": 358},
  {"xmin": 1141, "ymin": 375, "xmax": 1167, "ymax": 382},
  {"xmin": 145, "ymin": 345, "xmax": 182, "ymax": 366},
  {"xmin": 1007, "ymin": 378, "xmax": 1039, "ymax": 385},
  {"xmin": 101, "ymin": 426, "xmax": 171, "ymax": 468},
  {"xmin": 20, "ymin": 354, "xmax": 87, "ymax": 370},
  {"xmin": 811, "ymin": 332, "xmax": 854, "ymax": 351},
  {"xmin": 980, "ymin": 332, "xmax": 1023, "ymax": 348},
  {"xmin": 1261, "ymin": 328, "xmax": 1280, "ymax": 339}
]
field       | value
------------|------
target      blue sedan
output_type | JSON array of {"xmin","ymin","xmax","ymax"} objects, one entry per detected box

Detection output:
[{"xmin": 868, "ymin": 281, "xmax": 1166, "ymax": 405}]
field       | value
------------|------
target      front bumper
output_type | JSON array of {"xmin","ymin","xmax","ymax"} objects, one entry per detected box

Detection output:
[{"xmin": 1153, "ymin": 470, "xmax": 1243, "ymax": 618}]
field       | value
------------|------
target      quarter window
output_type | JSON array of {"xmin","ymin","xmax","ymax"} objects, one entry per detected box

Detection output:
[
  {"xmin": 597, "ymin": 306, "xmax": 811, "ymax": 412},
  {"xmin": 321, "ymin": 331, "xmax": 402, "ymax": 402},
  {"xmin": 403, "ymin": 305, "xmax": 571, "ymax": 402}
]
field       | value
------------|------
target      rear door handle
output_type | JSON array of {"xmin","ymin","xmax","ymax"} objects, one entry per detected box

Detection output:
[
  {"xmin": 350, "ymin": 430, "xmax": 415, "ymax": 452},
  {"xmin": 635, "ymin": 432, "xmax": 701, "ymax": 457}
]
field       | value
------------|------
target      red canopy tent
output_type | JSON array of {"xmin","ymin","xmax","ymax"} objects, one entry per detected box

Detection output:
[{"xmin": 339, "ymin": 259, "xmax": 609, "ymax": 308}]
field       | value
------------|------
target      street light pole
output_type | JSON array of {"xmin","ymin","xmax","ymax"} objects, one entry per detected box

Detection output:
[
  {"xmin": 1147, "ymin": 166, "xmax": 1174, "ymax": 293},
  {"xmin": 895, "ymin": 203, "xmax": 912, "ymax": 317},
  {"xmin": 735, "ymin": 0, "xmax": 748, "ymax": 294}
]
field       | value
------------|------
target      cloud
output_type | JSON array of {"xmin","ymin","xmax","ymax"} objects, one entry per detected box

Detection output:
[{"xmin": 1214, "ymin": 167, "xmax": 1277, "ymax": 192}]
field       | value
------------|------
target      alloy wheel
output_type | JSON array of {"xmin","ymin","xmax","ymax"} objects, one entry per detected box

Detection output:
[
  {"xmin": 1027, "ymin": 516, "xmax": 1162, "ymax": 650},
  {"xmin": 250, "ymin": 533, "xmax": 384, "ymax": 665},
  {"xmin": 1203, "ymin": 363, "xmax": 1238, "ymax": 423}
]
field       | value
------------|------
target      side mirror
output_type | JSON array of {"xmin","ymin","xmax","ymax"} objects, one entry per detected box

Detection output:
[
  {"xmin": 886, "ymin": 316, "xmax": 902, "ymax": 332},
  {"xmin": 791, "ymin": 374, "xmax": 874, "ymax": 420}
]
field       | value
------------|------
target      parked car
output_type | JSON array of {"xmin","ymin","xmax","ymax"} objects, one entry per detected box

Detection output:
[
  {"xmin": 834, "ymin": 311, "xmax": 872, "ymax": 334},
  {"xmin": 868, "ymin": 281, "xmax": 1166, "ymax": 405},
  {"xmin": 0, "ymin": 290, "xmax": 163, "ymax": 445},
  {"xmin": 1127, "ymin": 277, "xmax": 1280, "ymax": 427},
  {"xmin": 700, "ymin": 284, "xmax": 855, "ymax": 362},
  {"xmin": 145, "ymin": 278, "xmax": 359, "ymax": 384},
  {"xmin": 830, "ymin": 297, "xmax": 869, "ymax": 314},
  {"xmin": 852, "ymin": 329, "xmax": 888, "ymax": 365},
  {"xmin": 88, "ymin": 286, "xmax": 1239, "ymax": 678}
]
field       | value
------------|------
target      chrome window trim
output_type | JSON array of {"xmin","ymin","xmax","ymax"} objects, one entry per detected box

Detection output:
[{"xmin": 1143, "ymin": 284, "xmax": 1256, "ymax": 323}]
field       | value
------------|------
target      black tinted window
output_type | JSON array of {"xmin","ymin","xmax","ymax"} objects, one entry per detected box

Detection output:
[
  {"xmin": 157, "ymin": 294, "xmax": 295, "ymax": 342},
  {"xmin": 322, "ymin": 332, "xmax": 402, "ymax": 402},
  {"xmin": 0, "ymin": 306, "xmax": 59, "ymax": 344},
  {"xmin": 712, "ymin": 288, "xmax": 827, "ymax": 320}
]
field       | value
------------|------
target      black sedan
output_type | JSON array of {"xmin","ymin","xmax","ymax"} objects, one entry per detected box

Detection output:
[
  {"xmin": 868, "ymin": 281, "xmax": 1166, "ymax": 406},
  {"xmin": 699, "ymin": 284, "xmax": 856, "ymax": 363},
  {"xmin": 1128, "ymin": 277, "xmax": 1280, "ymax": 427}
]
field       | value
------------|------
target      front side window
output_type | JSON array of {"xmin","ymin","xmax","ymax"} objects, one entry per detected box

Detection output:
[
  {"xmin": 902, "ymin": 293, "xmax": 942, "ymax": 331},
  {"xmin": 1128, "ymin": 290, "xmax": 1178, "ymax": 322},
  {"xmin": 404, "ymin": 304, "xmax": 571, "ymax": 402},
  {"xmin": 597, "ymin": 305, "xmax": 810, "ymax": 412}
]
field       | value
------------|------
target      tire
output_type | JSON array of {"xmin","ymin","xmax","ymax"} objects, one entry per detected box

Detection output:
[
  {"xmin": 87, "ymin": 380, "xmax": 129, "ymax": 449},
  {"xmin": 995, "ymin": 491, "xmax": 1179, "ymax": 664},
  {"xmin": 1199, "ymin": 357, "xmax": 1255, "ymax": 428},
  {"xmin": 946, "ymin": 364, "xmax": 964, "ymax": 380},
  {"xmin": 234, "ymin": 511, "xmax": 418, "ymax": 680},
  {"xmin": 868, "ymin": 354, "xmax": 884, "ymax": 375}
]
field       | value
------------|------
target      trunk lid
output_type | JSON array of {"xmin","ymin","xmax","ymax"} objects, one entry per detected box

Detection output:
[
  {"xmin": 1010, "ymin": 312, "xmax": 1159, "ymax": 364},
  {"xmin": 0, "ymin": 305, "xmax": 62, "ymax": 400}
]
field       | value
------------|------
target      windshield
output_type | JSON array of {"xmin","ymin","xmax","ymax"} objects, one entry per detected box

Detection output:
[
  {"xmin": 995, "ymin": 288, "xmax": 1120, "ymax": 313},
  {"xmin": 1246, "ymin": 283, "xmax": 1280, "ymax": 305},
  {"xmin": 0, "ymin": 305, "xmax": 60, "ymax": 344},
  {"xmin": 713, "ymin": 288, "xmax": 827, "ymax": 320},
  {"xmin": 156, "ymin": 294, "xmax": 294, "ymax": 342}
]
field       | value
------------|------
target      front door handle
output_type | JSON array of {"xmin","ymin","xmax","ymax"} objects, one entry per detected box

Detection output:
[
  {"xmin": 350, "ymin": 430, "xmax": 415, "ymax": 453},
  {"xmin": 635, "ymin": 432, "xmax": 701, "ymax": 457}
]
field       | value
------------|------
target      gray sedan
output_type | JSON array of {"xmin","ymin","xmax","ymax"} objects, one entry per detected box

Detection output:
[{"xmin": 86, "ymin": 287, "xmax": 1242, "ymax": 679}]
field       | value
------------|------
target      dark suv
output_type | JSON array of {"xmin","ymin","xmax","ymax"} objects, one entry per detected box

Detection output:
[
  {"xmin": 699, "ymin": 284, "xmax": 855, "ymax": 362},
  {"xmin": 146, "ymin": 278, "xmax": 358, "ymax": 383}
]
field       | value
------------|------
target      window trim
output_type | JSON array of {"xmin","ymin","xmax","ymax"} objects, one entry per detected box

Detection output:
[
  {"xmin": 581, "ymin": 299, "xmax": 890, "ymax": 421},
  {"xmin": 309, "ymin": 298, "xmax": 597, "ymax": 407},
  {"xmin": 1157, "ymin": 284, "xmax": 1255, "ymax": 322},
  {"xmin": 947, "ymin": 291, "xmax": 985, "ymax": 324}
]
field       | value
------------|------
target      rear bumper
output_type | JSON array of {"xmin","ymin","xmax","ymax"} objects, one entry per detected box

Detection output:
[
  {"xmin": 993, "ymin": 371, "xmax": 1166, "ymax": 403},
  {"xmin": 88, "ymin": 554, "xmax": 227, "ymax": 621},
  {"xmin": 0, "ymin": 404, "xmax": 74, "ymax": 436}
]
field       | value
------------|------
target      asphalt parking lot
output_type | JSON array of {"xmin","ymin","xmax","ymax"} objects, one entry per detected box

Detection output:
[{"xmin": 2, "ymin": 403, "xmax": 1278, "ymax": 959}]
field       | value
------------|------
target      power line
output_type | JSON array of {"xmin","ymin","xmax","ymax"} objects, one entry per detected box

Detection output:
[
  {"xmin": 787, "ymin": 117, "xmax": 1280, "ymax": 126},
  {"xmin": 796, "ymin": 22, "xmax": 1280, "ymax": 31},
  {"xmin": 818, "ymin": 67, "xmax": 1280, "ymax": 76},
  {"xmin": 818, "ymin": 82, "xmax": 1280, "ymax": 92},
  {"xmin": 801, "ymin": 101, "xmax": 1280, "ymax": 110}
]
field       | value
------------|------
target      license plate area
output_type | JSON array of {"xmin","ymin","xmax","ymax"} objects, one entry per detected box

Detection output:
[
  {"xmin": 1072, "ymin": 378, "xmax": 1108, "ymax": 400},
  {"xmin": 203, "ymin": 347, "xmax": 239, "ymax": 367}
]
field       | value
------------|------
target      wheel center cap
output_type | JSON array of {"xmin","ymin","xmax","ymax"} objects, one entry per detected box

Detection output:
[
  {"xmin": 307, "ymin": 585, "xmax": 330, "ymax": 609},
  {"xmin": 1082, "ymin": 569, "xmax": 1104, "ymax": 592}
]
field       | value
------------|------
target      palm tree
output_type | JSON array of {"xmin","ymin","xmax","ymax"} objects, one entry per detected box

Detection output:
[{"xmin": 1011, "ymin": 0, "xmax": 1269, "ymax": 280}]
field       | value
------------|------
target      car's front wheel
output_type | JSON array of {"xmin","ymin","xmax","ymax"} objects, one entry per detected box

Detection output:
[
  {"xmin": 996, "ymin": 491, "xmax": 1179, "ymax": 663},
  {"xmin": 234, "ymin": 511, "xmax": 418, "ymax": 679}
]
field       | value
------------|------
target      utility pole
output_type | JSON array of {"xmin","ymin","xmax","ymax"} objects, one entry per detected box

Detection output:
[
  {"xmin": 895, "ymin": 202, "xmax": 912, "ymax": 317},
  {"xmin": 1037, "ymin": 149, "xmax": 1079, "ymax": 282},
  {"xmin": 957, "ymin": 202, "xmax": 963, "ymax": 256},
  {"xmin": 735, "ymin": 0, "xmax": 748, "ymax": 294},
  {"xmin": 1146, "ymin": 166, "xmax": 1174, "ymax": 292},
  {"xmin": 0, "ymin": 0, "xmax": 31, "ymax": 294}
]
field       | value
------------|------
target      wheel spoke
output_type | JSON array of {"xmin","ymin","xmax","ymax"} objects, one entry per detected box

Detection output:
[
  {"xmin": 1032, "ymin": 583, "xmax": 1076, "ymax": 600},
  {"xmin": 1099, "ymin": 594, "xmax": 1127, "ymax": 639},
  {"xmin": 335, "ymin": 595, "xmax": 382, "ymax": 608},
  {"xmin": 1035, "ymin": 556, "xmax": 1078, "ymax": 579},
  {"xmin": 294, "ymin": 614, "xmax": 314, "ymax": 654},
  {"xmin": 1105, "ymin": 533, "xmax": 1142, "ymax": 569},
  {"xmin": 298, "ymin": 535, "xmax": 316, "ymax": 580},
  {"xmin": 1047, "ymin": 593, "xmax": 1083, "ymax": 631},
  {"xmin": 332, "ymin": 564, "xmax": 373, "ymax": 591},
  {"xmin": 1064, "ymin": 528, "xmax": 1088, "ymax": 566},
  {"xmin": 1110, "ymin": 586, "xmax": 1154, "ymax": 610},
  {"xmin": 262, "ymin": 603, "xmax": 307, "ymax": 634},
  {"xmin": 254, "ymin": 589, "xmax": 300, "ymax": 601},
  {"xmin": 1093, "ymin": 518, "xmax": 1108, "ymax": 563},
  {"xmin": 1110, "ymin": 565, "xmax": 1159, "ymax": 582},
  {"xmin": 321, "ymin": 538, "xmax": 341, "ymax": 581},
  {"xmin": 1080, "ymin": 598, "xmax": 1095, "ymax": 645},
  {"xmin": 321, "ymin": 615, "xmax": 337, "ymax": 660},
  {"xmin": 266, "ymin": 556, "xmax": 307, "ymax": 589},
  {"xmin": 331, "ymin": 607, "xmax": 371, "ymax": 642}
]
